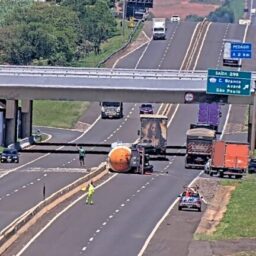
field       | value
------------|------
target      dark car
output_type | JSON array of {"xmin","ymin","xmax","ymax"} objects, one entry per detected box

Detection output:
[
  {"xmin": 0, "ymin": 148, "xmax": 19, "ymax": 163},
  {"xmin": 248, "ymin": 158, "xmax": 256, "ymax": 174},
  {"xmin": 178, "ymin": 188, "xmax": 202, "ymax": 212},
  {"xmin": 139, "ymin": 104, "xmax": 153, "ymax": 114}
]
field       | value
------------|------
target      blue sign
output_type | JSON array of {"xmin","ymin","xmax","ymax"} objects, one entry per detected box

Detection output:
[
  {"xmin": 231, "ymin": 42, "xmax": 252, "ymax": 59},
  {"xmin": 207, "ymin": 69, "xmax": 252, "ymax": 96},
  {"xmin": 231, "ymin": 51, "xmax": 252, "ymax": 58},
  {"xmin": 231, "ymin": 43, "xmax": 252, "ymax": 51}
]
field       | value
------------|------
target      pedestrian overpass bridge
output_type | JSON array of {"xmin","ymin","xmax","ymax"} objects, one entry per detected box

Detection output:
[{"xmin": 0, "ymin": 65, "xmax": 255, "ymax": 105}]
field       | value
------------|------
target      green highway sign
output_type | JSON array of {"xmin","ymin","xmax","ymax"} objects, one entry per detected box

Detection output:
[{"xmin": 207, "ymin": 69, "xmax": 252, "ymax": 96}]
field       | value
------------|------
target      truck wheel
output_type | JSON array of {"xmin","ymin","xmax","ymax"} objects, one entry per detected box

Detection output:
[
  {"xmin": 178, "ymin": 206, "xmax": 182, "ymax": 211},
  {"xmin": 209, "ymin": 172, "xmax": 213, "ymax": 176},
  {"xmin": 198, "ymin": 207, "xmax": 201, "ymax": 212},
  {"xmin": 185, "ymin": 164, "xmax": 190, "ymax": 169},
  {"xmin": 235, "ymin": 175, "xmax": 242, "ymax": 179},
  {"xmin": 219, "ymin": 172, "xmax": 224, "ymax": 178}
]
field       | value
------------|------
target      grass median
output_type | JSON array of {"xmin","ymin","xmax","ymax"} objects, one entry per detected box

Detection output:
[
  {"xmin": 33, "ymin": 21, "xmax": 141, "ymax": 128},
  {"xmin": 196, "ymin": 175, "xmax": 256, "ymax": 240}
]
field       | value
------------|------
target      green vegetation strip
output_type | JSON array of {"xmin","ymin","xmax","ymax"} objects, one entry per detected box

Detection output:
[
  {"xmin": 33, "ymin": 101, "xmax": 90, "ymax": 129},
  {"xmin": 74, "ymin": 21, "xmax": 136, "ymax": 68},
  {"xmin": 229, "ymin": 0, "xmax": 244, "ymax": 22},
  {"xmin": 199, "ymin": 175, "xmax": 256, "ymax": 240},
  {"xmin": 33, "ymin": 22, "xmax": 140, "ymax": 128}
]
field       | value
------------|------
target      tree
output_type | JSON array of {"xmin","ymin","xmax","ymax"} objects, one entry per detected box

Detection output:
[
  {"xmin": 0, "ymin": 4, "xmax": 81, "ymax": 65},
  {"xmin": 81, "ymin": 0, "xmax": 116, "ymax": 52}
]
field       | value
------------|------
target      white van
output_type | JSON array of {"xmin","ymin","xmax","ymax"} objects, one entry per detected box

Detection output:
[{"xmin": 170, "ymin": 15, "xmax": 181, "ymax": 22}]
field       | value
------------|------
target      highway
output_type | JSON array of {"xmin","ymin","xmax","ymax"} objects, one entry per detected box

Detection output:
[{"xmin": 1, "ymin": 20, "xmax": 255, "ymax": 256}]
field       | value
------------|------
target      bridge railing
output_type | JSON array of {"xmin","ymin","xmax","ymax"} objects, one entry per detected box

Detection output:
[{"xmin": 0, "ymin": 66, "xmax": 255, "ymax": 82}]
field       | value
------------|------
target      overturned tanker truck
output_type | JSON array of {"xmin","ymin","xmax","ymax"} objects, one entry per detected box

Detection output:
[{"xmin": 107, "ymin": 115, "xmax": 168, "ymax": 173}]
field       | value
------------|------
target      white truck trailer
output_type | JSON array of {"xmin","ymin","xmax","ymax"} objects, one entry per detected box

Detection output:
[
  {"xmin": 223, "ymin": 39, "xmax": 241, "ymax": 67},
  {"xmin": 152, "ymin": 18, "xmax": 167, "ymax": 40}
]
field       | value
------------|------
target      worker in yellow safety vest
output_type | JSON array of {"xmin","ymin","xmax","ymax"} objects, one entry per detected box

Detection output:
[{"xmin": 86, "ymin": 181, "xmax": 95, "ymax": 205}]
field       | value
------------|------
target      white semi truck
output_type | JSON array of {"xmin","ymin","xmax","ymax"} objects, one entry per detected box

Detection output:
[{"xmin": 152, "ymin": 18, "xmax": 167, "ymax": 40}]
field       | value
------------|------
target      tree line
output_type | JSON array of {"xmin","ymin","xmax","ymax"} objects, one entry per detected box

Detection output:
[
  {"xmin": 186, "ymin": 0, "xmax": 242, "ymax": 23},
  {"xmin": 0, "ymin": 0, "xmax": 117, "ymax": 65}
]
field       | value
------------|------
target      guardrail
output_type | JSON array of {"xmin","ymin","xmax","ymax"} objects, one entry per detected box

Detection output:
[
  {"xmin": 0, "ymin": 66, "xmax": 255, "ymax": 81},
  {"xmin": 0, "ymin": 162, "xmax": 107, "ymax": 254}
]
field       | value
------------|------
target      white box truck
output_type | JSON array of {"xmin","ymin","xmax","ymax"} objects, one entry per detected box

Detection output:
[
  {"xmin": 152, "ymin": 18, "xmax": 167, "ymax": 40},
  {"xmin": 223, "ymin": 39, "xmax": 241, "ymax": 67}
]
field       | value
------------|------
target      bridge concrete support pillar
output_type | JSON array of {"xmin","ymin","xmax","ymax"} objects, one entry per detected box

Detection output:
[
  {"xmin": 5, "ymin": 100, "xmax": 18, "ymax": 147},
  {"xmin": 21, "ymin": 100, "xmax": 33, "ymax": 138},
  {"xmin": 250, "ymin": 94, "xmax": 256, "ymax": 153}
]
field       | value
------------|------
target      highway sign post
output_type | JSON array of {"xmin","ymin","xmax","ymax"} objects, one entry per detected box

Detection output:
[
  {"xmin": 207, "ymin": 69, "xmax": 252, "ymax": 96},
  {"xmin": 230, "ymin": 42, "xmax": 252, "ymax": 59}
]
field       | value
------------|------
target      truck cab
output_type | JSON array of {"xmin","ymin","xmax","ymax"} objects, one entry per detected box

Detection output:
[{"xmin": 100, "ymin": 102, "xmax": 123, "ymax": 119}]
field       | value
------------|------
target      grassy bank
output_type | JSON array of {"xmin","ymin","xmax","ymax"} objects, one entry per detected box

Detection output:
[
  {"xmin": 33, "ymin": 21, "xmax": 141, "ymax": 128},
  {"xmin": 33, "ymin": 101, "xmax": 90, "ymax": 129},
  {"xmin": 73, "ymin": 21, "xmax": 137, "ymax": 67},
  {"xmin": 197, "ymin": 175, "xmax": 256, "ymax": 240},
  {"xmin": 229, "ymin": 0, "xmax": 244, "ymax": 22}
]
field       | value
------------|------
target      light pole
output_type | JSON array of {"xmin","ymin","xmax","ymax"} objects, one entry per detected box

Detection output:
[{"xmin": 122, "ymin": 0, "xmax": 126, "ymax": 38}]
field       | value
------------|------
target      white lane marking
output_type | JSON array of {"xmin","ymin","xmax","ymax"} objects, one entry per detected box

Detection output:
[
  {"xmin": 15, "ymin": 174, "xmax": 118, "ymax": 256},
  {"xmin": 134, "ymin": 42, "xmax": 151, "ymax": 69},
  {"xmin": 167, "ymin": 105, "xmax": 179, "ymax": 127},
  {"xmin": 179, "ymin": 23, "xmax": 200, "ymax": 70},
  {"xmin": 138, "ymin": 171, "xmax": 203, "ymax": 256},
  {"xmin": 14, "ymin": 22, "xmax": 203, "ymax": 255},
  {"xmin": 121, "ymin": 204, "xmax": 125, "ymax": 207},
  {"xmin": 192, "ymin": 22, "xmax": 211, "ymax": 70},
  {"xmin": 112, "ymin": 37, "xmax": 151, "ymax": 69},
  {"xmin": 109, "ymin": 215, "xmax": 113, "ymax": 219},
  {"xmin": 89, "ymin": 237, "xmax": 94, "ymax": 242},
  {"xmin": 96, "ymin": 229, "xmax": 100, "ymax": 233},
  {"xmin": 102, "ymin": 222, "xmax": 107, "ymax": 226},
  {"xmin": 0, "ymin": 116, "xmax": 102, "ymax": 181},
  {"xmin": 220, "ymin": 105, "xmax": 231, "ymax": 139},
  {"xmin": 138, "ymin": 20, "xmax": 233, "ymax": 255}
]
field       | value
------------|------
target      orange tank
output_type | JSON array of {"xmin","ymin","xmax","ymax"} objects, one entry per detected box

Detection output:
[{"xmin": 108, "ymin": 145, "xmax": 132, "ymax": 172}]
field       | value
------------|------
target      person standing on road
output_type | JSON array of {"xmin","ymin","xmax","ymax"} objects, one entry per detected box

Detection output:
[
  {"xmin": 86, "ymin": 181, "xmax": 95, "ymax": 205},
  {"xmin": 77, "ymin": 145, "xmax": 86, "ymax": 167}
]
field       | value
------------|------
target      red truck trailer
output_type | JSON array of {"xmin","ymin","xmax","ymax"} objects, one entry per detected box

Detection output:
[{"xmin": 208, "ymin": 141, "xmax": 249, "ymax": 178}]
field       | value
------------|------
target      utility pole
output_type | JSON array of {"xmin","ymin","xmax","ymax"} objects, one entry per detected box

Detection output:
[{"xmin": 122, "ymin": 0, "xmax": 126, "ymax": 38}]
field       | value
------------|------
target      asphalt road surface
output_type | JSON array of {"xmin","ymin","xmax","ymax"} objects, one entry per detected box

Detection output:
[{"xmin": 1, "ymin": 20, "xmax": 256, "ymax": 256}]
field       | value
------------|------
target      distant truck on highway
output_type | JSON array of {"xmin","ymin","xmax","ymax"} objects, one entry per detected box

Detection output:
[
  {"xmin": 206, "ymin": 141, "xmax": 249, "ymax": 178},
  {"xmin": 152, "ymin": 18, "xmax": 167, "ymax": 40},
  {"xmin": 139, "ymin": 114, "xmax": 168, "ymax": 154},
  {"xmin": 100, "ymin": 102, "xmax": 123, "ymax": 119},
  {"xmin": 223, "ymin": 39, "xmax": 242, "ymax": 67},
  {"xmin": 197, "ymin": 103, "xmax": 221, "ymax": 131},
  {"xmin": 185, "ymin": 128, "xmax": 216, "ymax": 169}
]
